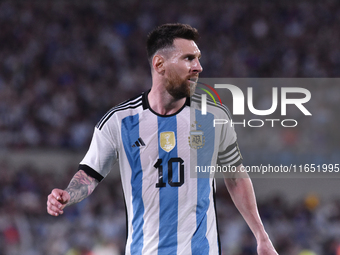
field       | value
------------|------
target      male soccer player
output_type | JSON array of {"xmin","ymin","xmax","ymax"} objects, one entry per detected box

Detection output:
[{"xmin": 47, "ymin": 23, "xmax": 278, "ymax": 255}]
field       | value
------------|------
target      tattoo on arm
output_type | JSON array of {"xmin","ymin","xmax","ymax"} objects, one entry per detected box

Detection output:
[{"xmin": 65, "ymin": 170, "xmax": 99, "ymax": 206}]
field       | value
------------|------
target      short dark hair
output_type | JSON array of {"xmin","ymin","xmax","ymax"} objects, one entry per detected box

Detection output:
[{"xmin": 146, "ymin": 23, "xmax": 199, "ymax": 62}]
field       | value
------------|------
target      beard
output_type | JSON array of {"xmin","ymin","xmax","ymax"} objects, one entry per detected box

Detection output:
[{"xmin": 165, "ymin": 69, "xmax": 197, "ymax": 99}]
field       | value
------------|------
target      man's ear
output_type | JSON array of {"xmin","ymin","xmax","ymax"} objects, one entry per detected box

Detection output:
[{"xmin": 152, "ymin": 55, "xmax": 165, "ymax": 74}]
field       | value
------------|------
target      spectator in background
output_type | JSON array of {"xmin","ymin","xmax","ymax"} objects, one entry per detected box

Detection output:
[
  {"xmin": 1, "ymin": 1, "xmax": 339, "ymax": 255},
  {"xmin": 0, "ymin": 1, "xmax": 339, "ymax": 163}
]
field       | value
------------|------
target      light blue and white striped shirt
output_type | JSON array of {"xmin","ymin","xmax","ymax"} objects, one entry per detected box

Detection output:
[{"xmin": 80, "ymin": 91, "xmax": 242, "ymax": 255}]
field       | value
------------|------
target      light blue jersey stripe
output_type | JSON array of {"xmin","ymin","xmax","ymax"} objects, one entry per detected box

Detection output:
[
  {"xmin": 121, "ymin": 114, "xmax": 144, "ymax": 255},
  {"xmin": 157, "ymin": 116, "xmax": 179, "ymax": 255},
  {"xmin": 192, "ymin": 110, "xmax": 215, "ymax": 254}
]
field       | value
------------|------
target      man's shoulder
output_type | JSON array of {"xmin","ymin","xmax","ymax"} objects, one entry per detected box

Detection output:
[
  {"xmin": 190, "ymin": 93, "xmax": 233, "ymax": 120},
  {"xmin": 96, "ymin": 92, "xmax": 145, "ymax": 130}
]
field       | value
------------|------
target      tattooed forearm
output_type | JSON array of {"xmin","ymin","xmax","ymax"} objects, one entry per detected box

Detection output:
[{"xmin": 65, "ymin": 170, "xmax": 99, "ymax": 206}]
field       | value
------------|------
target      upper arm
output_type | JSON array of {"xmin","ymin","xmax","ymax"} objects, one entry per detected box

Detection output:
[
  {"xmin": 80, "ymin": 124, "xmax": 119, "ymax": 179},
  {"xmin": 217, "ymin": 105, "xmax": 243, "ymax": 168}
]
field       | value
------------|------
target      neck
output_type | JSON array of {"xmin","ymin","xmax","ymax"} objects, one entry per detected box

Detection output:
[{"xmin": 148, "ymin": 87, "xmax": 187, "ymax": 115}]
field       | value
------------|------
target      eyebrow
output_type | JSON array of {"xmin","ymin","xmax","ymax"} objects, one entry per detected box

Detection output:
[{"xmin": 182, "ymin": 53, "xmax": 202, "ymax": 59}]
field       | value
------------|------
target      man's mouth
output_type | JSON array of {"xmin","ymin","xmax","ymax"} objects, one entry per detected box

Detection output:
[
  {"xmin": 188, "ymin": 77, "xmax": 198, "ymax": 96},
  {"xmin": 188, "ymin": 77, "xmax": 198, "ymax": 83}
]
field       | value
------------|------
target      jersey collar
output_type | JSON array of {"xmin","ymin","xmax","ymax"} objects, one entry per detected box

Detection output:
[{"xmin": 142, "ymin": 90, "xmax": 191, "ymax": 117}]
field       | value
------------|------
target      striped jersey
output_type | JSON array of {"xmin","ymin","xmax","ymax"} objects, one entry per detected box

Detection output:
[{"xmin": 79, "ymin": 90, "xmax": 242, "ymax": 255}]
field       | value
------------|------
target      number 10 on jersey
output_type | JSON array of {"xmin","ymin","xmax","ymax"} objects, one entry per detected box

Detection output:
[{"xmin": 154, "ymin": 157, "xmax": 184, "ymax": 188}]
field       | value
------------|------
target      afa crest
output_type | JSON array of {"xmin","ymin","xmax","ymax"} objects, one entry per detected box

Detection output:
[
  {"xmin": 160, "ymin": 131, "xmax": 176, "ymax": 152},
  {"xmin": 188, "ymin": 130, "xmax": 205, "ymax": 149}
]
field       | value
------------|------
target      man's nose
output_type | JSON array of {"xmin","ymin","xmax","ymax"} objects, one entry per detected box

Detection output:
[{"xmin": 192, "ymin": 58, "xmax": 203, "ymax": 73}]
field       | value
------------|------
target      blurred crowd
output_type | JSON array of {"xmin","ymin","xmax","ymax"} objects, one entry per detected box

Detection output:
[
  {"xmin": 0, "ymin": 0, "xmax": 339, "ymax": 159},
  {"xmin": 1, "ymin": 0, "xmax": 340, "ymax": 255},
  {"xmin": 1, "ymin": 160, "xmax": 340, "ymax": 255}
]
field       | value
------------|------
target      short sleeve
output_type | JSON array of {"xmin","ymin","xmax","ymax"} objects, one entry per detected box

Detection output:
[
  {"xmin": 217, "ymin": 112, "xmax": 243, "ymax": 167},
  {"xmin": 79, "ymin": 125, "xmax": 118, "ymax": 180}
]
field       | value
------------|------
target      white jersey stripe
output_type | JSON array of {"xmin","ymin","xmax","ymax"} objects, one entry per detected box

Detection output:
[
  {"xmin": 139, "ymin": 111, "xmax": 160, "ymax": 255},
  {"xmin": 177, "ymin": 107, "xmax": 194, "ymax": 255},
  {"xmin": 191, "ymin": 110, "xmax": 216, "ymax": 254}
]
